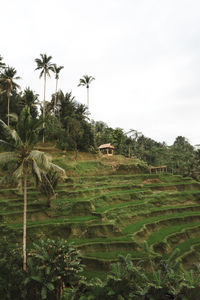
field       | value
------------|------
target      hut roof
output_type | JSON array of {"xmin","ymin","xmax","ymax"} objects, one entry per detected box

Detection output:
[
  {"xmin": 98, "ymin": 143, "xmax": 114, "ymax": 149},
  {"xmin": 149, "ymin": 165, "xmax": 167, "ymax": 169}
]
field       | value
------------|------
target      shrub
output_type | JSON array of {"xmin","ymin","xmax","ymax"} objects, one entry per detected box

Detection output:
[
  {"xmin": 23, "ymin": 239, "xmax": 84, "ymax": 300},
  {"xmin": 0, "ymin": 223, "xmax": 23, "ymax": 300}
]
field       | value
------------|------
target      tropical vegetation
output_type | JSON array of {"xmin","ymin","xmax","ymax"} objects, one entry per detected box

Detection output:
[
  {"xmin": 1, "ymin": 53, "xmax": 200, "ymax": 299},
  {"xmin": 0, "ymin": 106, "xmax": 65, "ymax": 270}
]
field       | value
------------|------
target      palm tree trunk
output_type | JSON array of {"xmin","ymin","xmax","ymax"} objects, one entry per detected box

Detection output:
[
  {"xmin": 54, "ymin": 78, "xmax": 58, "ymax": 114},
  {"xmin": 128, "ymin": 145, "xmax": 131, "ymax": 158},
  {"xmin": 7, "ymin": 92, "xmax": 10, "ymax": 126},
  {"xmin": 23, "ymin": 174, "xmax": 27, "ymax": 271},
  {"xmin": 87, "ymin": 87, "xmax": 89, "ymax": 110},
  {"xmin": 43, "ymin": 72, "xmax": 46, "ymax": 143}
]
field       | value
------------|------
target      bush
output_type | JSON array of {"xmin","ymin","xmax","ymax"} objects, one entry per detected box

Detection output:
[
  {"xmin": 0, "ymin": 223, "xmax": 23, "ymax": 300},
  {"xmin": 23, "ymin": 239, "xmax": 84, "ymax": 300},
  {"xmin": 62, "ymin": 250, "xmax": 200, "ymax": 300}
]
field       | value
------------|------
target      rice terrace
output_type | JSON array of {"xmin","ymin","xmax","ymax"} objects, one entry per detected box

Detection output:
[{"xmin": 1, "ymin": 142, "xmax": 200, "ymax": 298}]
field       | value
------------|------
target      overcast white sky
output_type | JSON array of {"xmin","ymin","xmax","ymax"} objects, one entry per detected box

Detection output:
[{"xmin": 1, "ymin": 0, "xmax": 200, "ymax": 145}]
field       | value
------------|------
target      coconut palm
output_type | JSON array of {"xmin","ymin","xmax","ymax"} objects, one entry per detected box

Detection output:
[
  {"xmin": 78, "ymin": 75, "xmax": 95, "ymax": 111},
  {"xmin": 35, "ymin": 54, "xmax": 54, "ymax": 142},
  {"xmin": 0, "ymin": 55, "xmax": 5, "ymax": 72},
  {"xmin": 0, "ymin": 107, "xmax": 66, "ymax": 271},
  {"xmin": 53, "ymin": 64, "xmax": 64, "ymax": 113},
  {"xmin": 0, "ymin": 67, "xmax": 21, "ymax": 126}
]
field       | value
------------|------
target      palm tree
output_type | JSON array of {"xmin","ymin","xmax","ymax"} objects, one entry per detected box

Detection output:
[
  {"xmin": 0, "ymin": 67, "xmax": 21, "ymax": 126},
  {"xmin": 53, "ymin": 64, "xmax": 64, "ymax": 113},
  {"xmin": 78, "ymin": 75, "xmax": 95, "ymax": 111},
  {"xmin": 0, "ymin": 55, "xmax": 5, "ymax": 72},
  {"xmin": 35, "ymin": 54, "xmax": 54, "ymax": 142},
  {"xmin": 0, "ymin": 107, "xmax": 66, "ymax": 271},
  {"xmin": 20, "ymin": 87, "xmax": 39, "ymax": 118}
]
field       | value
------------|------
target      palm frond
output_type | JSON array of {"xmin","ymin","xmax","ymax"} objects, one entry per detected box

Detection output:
[
  {"xmin": 49, "ymin": 163, "xmax": 66, "ymax": 179},
  {"xmin": 8, "ymin": 113, "xmax": 18, "ymax": 123},
  {"xmin": 32, "ymin": 159, "xmax": 42, "ymax": 181},
  {"xmin": 0, "ymin": 140, "xmax": 15, "ymax": 149},
  {"xmin": 29, "ymin": 150, "xmax": 51, "ymax": 171},
  {"xmin": 78, "ymin": 75, "xmax": 95, "ymax": 87},
  {"xmin": 0, "ymin": 119, "xmax": 22, "ymax": 148},
  {"xmin": 10, "ymin": 129, "xmax": 23, "ymax": 147},
  {"xmin": 13, "ymin": 163, "xmax": 24, "ymax": 179},
  {"xmin": 39, "ymin": 69, "xmax": 44, "ymax": 79},
  {"xmin": 0, "ymin": 118, "xmax": 8, "ymax": 130}
]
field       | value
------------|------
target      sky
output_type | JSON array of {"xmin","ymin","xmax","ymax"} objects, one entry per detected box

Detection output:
[{"xmin": 1, "ymin": 0, "xmax": 200, "ymax": 146}]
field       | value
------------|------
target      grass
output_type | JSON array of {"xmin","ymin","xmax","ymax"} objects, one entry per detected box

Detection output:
[
  {"xmin": 83, "ymin": 250, "xmax": 145, "ymax": 260},
  {"xmin": 123, "ymin": 211, "xmax": 200, "ymax": 234},
  {"xmin": 68, "ymin": 236, "xmax": 133, "ymax": 246},
  {"xmin": 168, "ymin": 238, "xmax": 200, "ymax": 258},
  {"xmin": 147, "ymin": 222, "xmax": 200, "ymax": 245},
  {"xmin": 95, "ymin": 198, "xmax": 148, "ymax": 213},
  {"xmin": 0, "ymin": 208, "xmax": 43, "ymax": 216},
  {"xmin": 11, "ymin": 215, "xmax": 98, "ymax": 229}
]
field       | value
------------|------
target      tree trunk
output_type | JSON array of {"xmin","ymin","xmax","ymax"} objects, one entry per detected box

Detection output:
[
  {"xmin": 43, "ymin": 72, "xmax": 46, "ymax": 143},
  {"xmin": 23, "ymin": 174, "xmax": 27, "ymax": 271},
  {"xmin": 7, "ymin": 91, "xmax": 10, "ymax": 126},
  {"xmin": 54, "ymin": 78, "xmax": 58, "ymax": 114},
  {"xmin": 128, "ymin": 145, "xmax": 131, "ymax": 158},
  {"xmin": 87, "ymin": 87, "xmax": 89, "ymax": 110}
]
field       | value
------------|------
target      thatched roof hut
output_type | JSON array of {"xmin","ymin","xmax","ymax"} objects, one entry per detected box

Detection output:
[{"xmin": 98, "ymin": 143, "xmax": 114, "ymax": 155}]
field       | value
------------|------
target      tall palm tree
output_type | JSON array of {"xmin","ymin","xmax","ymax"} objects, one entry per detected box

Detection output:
[
  {"xmin": 0, "ymin": 67, "xmax": 21, "ymax": 126},
  {"xmin": 78, "ymin": 75, "xmax": 95, "ymax": 111},
  {"xmin": 35, "ymin": 54, "xmax": 54, "ymax": 142},
  {"xmin": 53, "ymin": 64, "xmax": 64, "ymax": 113},
  {"xmin": 0, "ymin": 107, "xmax": 66, "ymax": 271}
]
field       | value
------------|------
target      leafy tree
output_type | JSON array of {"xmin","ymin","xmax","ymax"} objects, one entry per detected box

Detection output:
[
  {"xmin": 44, "ymin": 115, "xmax": 63, "ymax": 142},
  {"xmin": 53, "ymin": 91, "xmax": 94, "ymax": 152},
  {"xmin": 170, "ymin": 136, "xmax": 195, "ymax": 176},
  {"xmin": 92, "ymin": 121, "xmax": 111, "ymax": 147},
  {"xmin": 111, "ymin": 128, "xmax": 126, "ymax": 155},
  {"xmin": 35, "ymin": 53, "xmax": 54, "ymax": 142},
  {"xmin": 0, "ymin": 107, "xmax": 65, "ymax": 271},
  {"xmin": 78, "ymin": 75, "xmax": 95, "ymax": 110},
  {"xmin": 0, "ymin": 67, "xmax": 21, "ymax": 126}
]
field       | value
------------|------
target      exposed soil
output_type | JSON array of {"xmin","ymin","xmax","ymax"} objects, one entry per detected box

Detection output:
[{"xmin": 142, "ymin": 178, "xmax": 162, "ymax": 184}]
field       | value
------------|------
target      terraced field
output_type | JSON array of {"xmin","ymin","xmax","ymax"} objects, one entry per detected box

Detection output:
[{"xmin": 1, "ymin": 171, "xmax": 200, "ymax": 274}]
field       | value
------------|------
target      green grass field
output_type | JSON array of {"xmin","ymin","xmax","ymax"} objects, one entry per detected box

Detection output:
[{"xmin": 1, "ymin": 153, "xmax": 200, "ymax": 273}]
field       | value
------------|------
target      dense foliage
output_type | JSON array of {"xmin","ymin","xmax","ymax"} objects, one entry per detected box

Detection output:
[
  {"xmin": 1, "ymin": 53, "xmax": 200, "ymax": 179},
  {"xmin": 62, "ymin": 246, "xmax": 200, "ymax": 300},
  {"xmin": 0, "ymin": 226, "xmax": 84, "ymax": 300},
  {"xmin": 1, "ymin": 226, "xmax": 200, "ymax": 300}
]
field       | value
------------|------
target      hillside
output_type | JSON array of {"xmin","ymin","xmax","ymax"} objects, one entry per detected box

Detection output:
[{"xmin": 1, "ymin": 150, "xmax": 200, "ymax": 278}]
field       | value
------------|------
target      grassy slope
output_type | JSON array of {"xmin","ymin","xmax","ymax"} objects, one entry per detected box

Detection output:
[{"xmin": 1, "ymin": 147, "xmax": 200, "ymax": 275}]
